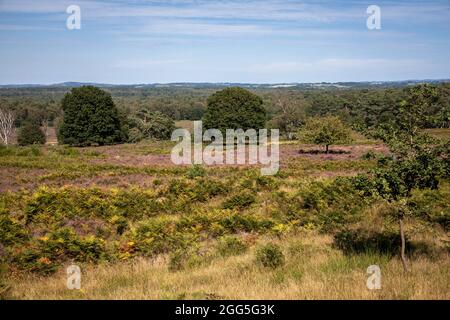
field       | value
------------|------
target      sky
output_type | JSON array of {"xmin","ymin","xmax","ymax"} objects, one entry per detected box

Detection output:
[{"xmin": 0, "ymin": 0, "xmax": 449, "ymax": 84}]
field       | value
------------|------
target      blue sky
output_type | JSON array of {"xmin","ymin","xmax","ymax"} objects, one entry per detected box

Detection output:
[{"xmin": 0, "ymin": 0, "xmax": 449, "ymax": 84}]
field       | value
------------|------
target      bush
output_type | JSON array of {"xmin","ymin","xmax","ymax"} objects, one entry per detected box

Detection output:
[
  {"xmin": 256, "ymin": 243, "xmax": 285, "ymax": 269},
  {"xmin": 12, "ymin": 227, "xmax": 107, "ymax": 274},
  {"xmin": 58, "ymin": 86, "xmax": 126, "ymax": 146},
  {"xmin": 203, "ymin": 87, "xmax": 266, "ymax": 135},
  {"xmin": 186, "ymin": 165, "xmax": 206, "ymax": 179},
  {"xmin": 17, "ymin": 122, "xmax": 46, "ymax": 146},
  {"xmin": 222, "ymin": 192, "xmax": 255, "ymax": 210},
  {"xmin": 361, "ymin": 150, "xmax": 377, "ymax": 160},
  {"xmin": 217, "ymin": 235, "xmax": 248, "ymax": 257},
  {"xmin": 334, "ymin": 228, "xmax": 403, "ymax": 255},
  {"xmin": 167, "ymin": 248, "xmax": 202, "ymax": 272},
  {"xmin": 0, "ymin": 216, "xmax": 28, "ymax": 246}
]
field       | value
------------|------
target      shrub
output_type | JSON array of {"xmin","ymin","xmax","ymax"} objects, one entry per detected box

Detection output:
[
  {"xmin": 167, "ymin": 248, "xmax": 202, "ymax": 272},
  {"xmin": 25, "ymin": 187, "xmax": 163, "ymax": 224},
  {"xmin": 133, "ymin": 218, "xmax": 194, "ymax": 256},
  {"xmin": 0, "ymin": 215, "xmax": 28, "ymax": 246},
  {"xmin": 334, "ymin": 228, "xmax": 403, "ymax": 256},
  {"xmin": 17, "ymin": 122, "xmax": 46, "ymax": 146},
  {"xmin": 219, "ymin": 212, "xmax": 273, "ymax": 233},
  {"xmin": 361, "ymin": 150, "xmax": 377, "ymax": 160},
  {"xmin": 256, "ymin": 243, "xmax": 285, "ymax": 269},
  {"xmin": 217, "ymin": 235, "xmax": 248, "ymax": 257},
  {"xmin": 186, "ymin": 165, "xmax": 206, "ymax": 179},
  {"xmin": 408, "ymin": 187, "xmax": 450, "ymax": 231},
  {"xmin": 12, "ymin": 227, "xmax": 107, "ymax": 274},
  {"xmin": 222, "ymin": 192, "xmax": 255, "ymax": 210}
]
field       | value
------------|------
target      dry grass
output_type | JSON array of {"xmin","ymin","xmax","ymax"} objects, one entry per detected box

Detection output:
[{"xmin": 7, "ymin": 231, "xmax": 449, "ymax": 300}]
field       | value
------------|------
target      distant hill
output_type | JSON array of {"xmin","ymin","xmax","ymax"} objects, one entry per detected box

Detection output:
[{"xmin": 0, "ymin": 79, "xmax": 449, "ymax": 90}]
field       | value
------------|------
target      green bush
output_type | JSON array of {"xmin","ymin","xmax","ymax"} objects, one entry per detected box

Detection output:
[
  {"xmin": 0, "ymin": 215, "xmax": 28, "ymax": 246},
  {"xmin": 133, "ymin": 218, "xmax": 194, "ymax": 256},
  {"xmin": 408, "ymin": 187, "xmax": 450, "ymax": 231},
  {"xmin": 17, "ymin": 122, "xmax": 46, "ymax": 146},
  {"xmin": 222, "ymin": 192, "xmax": 255, "ymax": 210},
  {"xmin": 334, "ymin": 228, "xmax": 403, "ymax": 256},
  {"xmin": 12, "ymin": 227, "xmax": 107, "ymax": 274},
  {"xmin": 25, "ymin": 187, "xmax": 163, "ymax": 224},
  {"xmin": 256, "ymin": 243, "xmax": 285, "ymax": 269},
  {"xmin": 217, "ymin": 235, "xmax": 248, "ymax": 257},
  {"xmin": 186, "ymin": 165, "xmax": 206, "ymax": 179}
]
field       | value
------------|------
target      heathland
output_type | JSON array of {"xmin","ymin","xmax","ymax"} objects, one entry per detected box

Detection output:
[{"xmin": 0, "ymin": 83, "xmax": 449, "ymax": 299}]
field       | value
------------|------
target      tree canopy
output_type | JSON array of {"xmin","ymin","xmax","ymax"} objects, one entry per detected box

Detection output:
[
  {"xmin": 297, "ymin": 116, "xmax": 352, "ymax": 153},
  {"xmin": 203, "ymin": 87, "xmax": 266, "ymax": 134},
  {"xmin": 57, "ymin": 86, "xmax": 126, "ymax": 146}
]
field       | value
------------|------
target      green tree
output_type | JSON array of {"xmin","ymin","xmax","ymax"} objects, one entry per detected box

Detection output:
[
  {"xmin": 354, "ymin": 85, "xmax": 448, "ymax": 272},
  {"xmin": 17, "ymin": 122, "xmax": 46, "ymax": 146},
  {"xmin": 297, "ymin": 116, "xmax": 352, "ymax": 153},
  {"xmin": 58, "ymin": 86, "xmax": 125, "ymax": 146},
  {"xmin": 203, "ymin": 87, "xmax": 266, "ymax": 134}
]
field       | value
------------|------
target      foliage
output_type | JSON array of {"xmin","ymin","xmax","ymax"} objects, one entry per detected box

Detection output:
[
  {"xmin": 128, "ymin": 111, "xmax": 176, "ymax": 141},
  {"xmin": 334, "ymin": 228, "xmax": 403, "ymax": 256},
  {"xmin": 297, "ymin": 116, "xmax": 352, "ymax": 153},
  {"xmin": 255, "ymin": 243, "xmax": 285, "ymax": 269},
  {"xmin": 217, "ymin": 235, "xmax": 248, "ymax": 257},
  {"xmin": 17, "ymin": 122, "xmax": 46, "ymax": 146},
  {"xmin": 222, "ymin": 191, "xmax": 256, "ymax": 210},
  {"xmin": 203, "ymin": 87, "xmax": 266, "ymax": 134},
  {"xmin": 58, "ymin": 86, "xmax": 126, "ymax": 146},
  {"xmin": 186, "ymin": 165, "xmax": 206, "ymax": 179}
]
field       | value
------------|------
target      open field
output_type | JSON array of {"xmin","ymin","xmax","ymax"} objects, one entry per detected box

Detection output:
[{"xmin": 1, "ymin": 130, "xmax": 449, "ymax": 300}]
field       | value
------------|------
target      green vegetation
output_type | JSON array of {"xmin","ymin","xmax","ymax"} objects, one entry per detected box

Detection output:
[
  {"xmin": 203, "ymin": 87, "xmax": 266, "ymax": 134},
  {"xmin": 127, "ymin": 111, "xmax": 176, "ymax": 142},
  {"xmin": 0, "ymin": 83, "xmax": 449, "ymax": 299},
  {"xmin": 58, "ymin": 86, "xmax": 126, "ymax": 146},
  {"xmin": 256, "ymin": 243, "xmax": 285, "ymax": 269},
  {"xmin": 17, "ymin": 122, "xmax": 46, "ymax": 146},
  {"xmin": 298, "ymin": 116, "xmax": 353, "ymax": 153}
]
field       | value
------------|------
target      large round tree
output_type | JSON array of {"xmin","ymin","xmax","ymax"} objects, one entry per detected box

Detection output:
[
  {"xmin": 58, "ymin": 86, "xmax": 125, "ymax": 146},
  {"xmin": 203, "ymin": 87, "xmax": 266, "ymax": 134}
]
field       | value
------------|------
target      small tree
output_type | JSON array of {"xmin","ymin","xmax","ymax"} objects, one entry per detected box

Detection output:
[
  {"xmin": 354, "ymin": 85, "xmax": 447, "ymax": 272},
  {"xmin": 58, "ymin": 86, "xmax": 125, "ymax": 146},
  {"xmin": 17, "ymin": 122, "xmax": 46, "ymax": 146},
  {"xmin": 0, "ymin": 107, "xmax": 15, "ymax": 146},
  {"xmin": 203, "ymin": 87, "xmax": 266, "ymax": 134},
  {"xmin": 297, "ymin": 116, "xmax": 352, "ymax": 153}
]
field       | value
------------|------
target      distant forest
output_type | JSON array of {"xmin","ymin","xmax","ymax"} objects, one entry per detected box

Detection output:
[{"xmin": 1, "ymin": 83, "xmax": 449, "ymax": 136}]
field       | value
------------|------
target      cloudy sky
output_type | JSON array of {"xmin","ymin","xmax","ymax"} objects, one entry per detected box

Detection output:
[{"xmin": 0, "ymin": 0, "xmax": 449, "ymax": 84}]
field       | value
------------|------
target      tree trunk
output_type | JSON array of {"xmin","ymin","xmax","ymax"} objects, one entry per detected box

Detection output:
[
  {"xmin": 325, "ymin": 145, "xmax": 329, "ymax": 154},
  {"xmin": 399, "ymin": 219, "xmax": 409, "ymax": 272}
]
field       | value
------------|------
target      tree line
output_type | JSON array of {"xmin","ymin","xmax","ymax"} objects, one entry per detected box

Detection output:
[{"xmin": 0, "ymin": 83, "xmax": 449, "ymax": 146}]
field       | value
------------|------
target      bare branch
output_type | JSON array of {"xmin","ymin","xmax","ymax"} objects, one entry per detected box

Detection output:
[{"xmin": 0, "ymin": 106, "xmax": 15, "ymax": 145}]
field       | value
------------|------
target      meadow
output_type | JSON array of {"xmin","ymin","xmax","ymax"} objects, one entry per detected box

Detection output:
[{"xmin": 0, "ymin": 128, "xmax": 448, "ymax": 300}]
